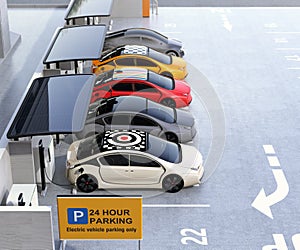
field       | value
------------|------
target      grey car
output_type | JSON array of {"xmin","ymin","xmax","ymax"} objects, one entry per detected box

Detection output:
[
  {"xmin": 78, "ymin": 96, "xmax": 196, "ymax": 143},
  {"xmin": 103, "ymin": 28, "xmax": 184, "ymax": 57}
]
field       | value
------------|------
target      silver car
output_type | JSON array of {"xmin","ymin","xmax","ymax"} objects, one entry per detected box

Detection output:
[
  {"xmin": 78, "ymin": 96, "xmax": 196, "ymax": 143},
  {"xmin": 103, "ymin": 28, "xmax": 184, "ymax": 57}
]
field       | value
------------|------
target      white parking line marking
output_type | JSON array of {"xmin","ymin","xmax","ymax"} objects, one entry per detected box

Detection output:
[
  {"xmin": 267, "ymin": 156, "xmax": 281, "ymax": 167},
  {"xmin": 276, "ymin": 48, "xmax": 300, "ymax": 51},
  {"xmin": 285, "ymin": 55, "xmax": 300, "ymax": 61},
  {"xmin": 264, "ymin": 23, "xmax": 278, "ymax": 28},
  {"xmin": 143, "ymin": 204, "xmax": 210, "ymax": 208},
  {"xmin": 267, "ymin": 32, "xmax": 300, "ymax": 34},
  {"xmin": 287, "ymin": 67, "xmax": 300, "ymax": 70},
  {"xmin": 263, "ymin": 145, "xmax": 275, "ymax": 154},
  {"xmin": 162, "ymin": 32, "xmax": 182, "ymax": 34}
]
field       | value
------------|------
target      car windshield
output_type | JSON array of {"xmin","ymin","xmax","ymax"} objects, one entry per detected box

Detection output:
[
  {"xmin": 105, "ymin": 96, "xmax": 145, "ymax": 113},
  {"xmin": 148, "ymin": 48, "xmax": 171, "ymax": 64},
  {"xmin": 77, "ymin": 134, "xmax": 103, "ymax": 160},
  {"xmin": 145, "ymin": 99, "xmax": 175, "ymax": 123},
  {"xmin": 94, "ymin": 70, "xmax": 114, "ymax": 86},
  {"xmin": 148, "ymin": 71, "xmax": 174, "ymax": 90},
  {"xmin": 101, "ymin": 47, "xmax": 124, "ymax": 61},
  {"xmin": 147, "ymin": 135, "xmax": 181, "ymax": 163}
]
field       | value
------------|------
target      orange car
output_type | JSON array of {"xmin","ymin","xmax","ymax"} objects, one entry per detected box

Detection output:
[{"xmin": 93, "ymin": 45, "xmax": 188, "ymax": 80}]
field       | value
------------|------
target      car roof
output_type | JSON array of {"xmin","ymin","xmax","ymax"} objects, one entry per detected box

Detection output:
[
  {"xmin": 92, "ymin": 96, "xmax": 176, "ymax": 123},
  {"xmin": 77, "ymin": 130, "xmax": 181, "ymax": 163}
]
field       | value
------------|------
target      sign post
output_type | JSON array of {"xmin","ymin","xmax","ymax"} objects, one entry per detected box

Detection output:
[{"xmin": 57, "ymin": 195, "xmax": 142, "ymax": 248}]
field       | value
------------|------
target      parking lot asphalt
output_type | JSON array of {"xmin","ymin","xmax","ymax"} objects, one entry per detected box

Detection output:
[{"xmin": 3, "ymin": 6, "xmax": 300, "ymax": 250}]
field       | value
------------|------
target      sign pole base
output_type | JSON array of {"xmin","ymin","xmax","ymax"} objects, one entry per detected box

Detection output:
[{"xmin": 59, "ymin": 240, "xmax": 67, "ymax": 250}]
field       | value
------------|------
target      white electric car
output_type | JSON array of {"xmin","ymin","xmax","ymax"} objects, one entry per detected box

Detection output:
[{"xmin": 66, "ymin": 130, "xmax": 204, "ymax": 193}]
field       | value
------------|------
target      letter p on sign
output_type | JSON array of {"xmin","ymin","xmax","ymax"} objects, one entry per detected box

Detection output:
[{"xmin": 67, "ymin": 208, "xmax": 88, "ymax": 224}]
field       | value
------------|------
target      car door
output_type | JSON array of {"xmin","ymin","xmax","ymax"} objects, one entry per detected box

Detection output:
[
  {"xmin": 135, "ymin": 58, "xmax": 161, "ymax": 73},
  {"xmin": 129, "ymin": 154, "xmax": 165, "ymax": 184},
  {"xmin": 132, "ymin": 82, "xmax": 162, "ymax": 102},
  {"xmin": 98, "ymin": 154, "xmax": 131, "ymax": 184},
  {"xmin": 130, "ymin": 114, "xmax": 162, "ymax": 137},
  {"xmin": 110, "ymin": 82, "xmax": 134, "ymax": 98},
  {"xmin": 103, "ymin": 113, "xmax": 131, "ymax": 131}
]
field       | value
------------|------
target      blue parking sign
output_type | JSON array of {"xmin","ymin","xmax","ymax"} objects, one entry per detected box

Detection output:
[{"xmin": 67, "ymin": 208, "xmax": 88, "ymax": 224}]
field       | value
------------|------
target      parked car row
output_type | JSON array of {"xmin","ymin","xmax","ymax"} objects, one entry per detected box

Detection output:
[{"xmin": 67, "ymin": 28, "xmax": 204, "ymax": 193}]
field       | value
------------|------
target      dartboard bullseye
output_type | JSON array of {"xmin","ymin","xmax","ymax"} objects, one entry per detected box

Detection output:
[{"xmin": 102, "ymin": 130, "xmax": 147, "ymax": 151}]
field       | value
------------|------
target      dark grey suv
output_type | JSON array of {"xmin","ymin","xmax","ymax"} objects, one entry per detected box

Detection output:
[
  {"xmin": 104, "ymin": 28, "xmax": 184, "ymax": 57},
  {"xmin": 78, "ymin": 96, "xmax": 196, "ymax": 143}
]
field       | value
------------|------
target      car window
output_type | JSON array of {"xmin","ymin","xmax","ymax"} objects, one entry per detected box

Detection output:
[
  {"xmin": 130, "ymin": 154, "xmax": 161, "ymax": 168},
  {"xmin": 141, "ymin": 37, "xmax": 155, "ymax": 43},
  {"xmin": 115, "ymin": 58, "xmax": 135, "ymax": 66},
  {"xmin": 134, "ymin": 83, "xmax": 158, "ymax": 93},
  {"xmin": 112, "ymin": 82, "xmax": 133, "ymax": 91},
  {"xmin": 131, "ymin": 115, "xmax": 158, "ymax": 126},
  {"xmin": 99, "ymin": 154, "xmax": 129, "ymax": 166},
  {"xmin": 136, "ymin": 58, "xmax": 157, "ymax": 67},
  {"xmin": 104, "ymin": 114, "xmax": 130, "ymax": 125}
]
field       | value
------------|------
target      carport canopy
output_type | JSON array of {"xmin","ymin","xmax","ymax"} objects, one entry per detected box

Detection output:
[
  {"xmin": 7, "ymin": 74, "xmax": 95, "ymax": 139},
  {"xmin": 43, "ymin": 25, "xmax": 107, "ymax": 64},
  {"xmin": 65, "ymin": 0, "xmax": 113, "ymax": 20}
]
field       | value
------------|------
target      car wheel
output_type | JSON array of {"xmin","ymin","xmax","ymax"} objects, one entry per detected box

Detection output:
[
  {"xmin": 161, "ymin": 71, "xmax": 173, "ymax": 78},
  {"xmin": 162, "ymin": 174, "xmax": 184, "ymax": 193},
  {"xmin": 160, "ymin": 98, "xmax": 176, "ymax": 108},
  {"xmin": 164, "ymin": 132, "xmax": 178, "ymax": 143},
  {"xmin": 76, "ymin": 174, "xmax": 98, "ymax": 193},
  {"xmin": 166, "ymin": 50, "xmax": 179, "ymax": 57}
]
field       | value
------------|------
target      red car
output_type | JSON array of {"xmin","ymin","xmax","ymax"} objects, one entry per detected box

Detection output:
[{"xmin": 91, "ymin": 68, "xmax": 192, "ymax": 108}]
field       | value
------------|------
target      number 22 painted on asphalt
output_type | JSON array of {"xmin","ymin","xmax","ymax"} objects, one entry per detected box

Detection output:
[{"xmin": 180, "ymin": 228, "xmax": 208, "ymax": 245}]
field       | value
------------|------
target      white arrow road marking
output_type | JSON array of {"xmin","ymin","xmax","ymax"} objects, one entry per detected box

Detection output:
[
  {"xmin": 251, "ymin": 169, "xmax": 289, "ymax": 219},
  {"xmin": 267, "ymin": 156, "xmax": 281, "ymax": 167},
  {"xmin": 292, "ymin": 234, "xmax": 300, "ymax": 250},
  {"xmin": 262, "ymin": 234, "xmax": 288, "ymax": 250}
]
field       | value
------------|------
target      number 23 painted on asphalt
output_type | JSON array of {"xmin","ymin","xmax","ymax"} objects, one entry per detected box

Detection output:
[{"xmin": 180, "ymin": 228, "xmax": 208, "ymax": 245}]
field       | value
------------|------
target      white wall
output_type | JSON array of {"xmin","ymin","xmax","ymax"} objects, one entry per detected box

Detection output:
[{"xmin": 111, "ymin": 0, "xmax": 143, "ymax": 17}]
